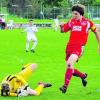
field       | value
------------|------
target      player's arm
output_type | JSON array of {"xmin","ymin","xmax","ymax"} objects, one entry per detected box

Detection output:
[
  {"xmin": 9, "ymin": 92, "xmax": 17, "ymax": 96},
  {"xmin": 21, "ymin": 26, "xmax": 27, "ymax": 34},
  {"xmin": 10, "ymin": 91, "xmax": 29, "ymax": 97},
  {"xmin": 60, "ymin": 21, "xmax": 71, "ymax": 33},
  {"xmin": 21, "ymin": 29, "xmax": 25, "ymax": 33},
  {"xmin": 94, "ymin": 30, "xmax": 100, "ymax": 54},
  {"xmin": 0, "ymin": 88, "xmax": 17, "ymax": 96},
  {"xmin": 35, "ymin": 27, "xmax": 38, "ymax": 32},
  {"xmin": 10, "ymin": 92, "xmax": 28, "ymax": 97},
  {"xmin": 90, "ymin": 21, "xmax": 100, "ymax": 54},
  {"xmin": 33, "ymin": 26, "xmax": 38, "ymax": 33}
]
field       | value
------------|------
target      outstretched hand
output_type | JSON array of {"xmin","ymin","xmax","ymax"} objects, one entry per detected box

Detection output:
[
  {"xmin": 59, "ymin": 22, "xmax": 64, "ymax": 33},
  {"xmin": 59, "ymin": 22, "xmax": 64, "ymax": 27}
]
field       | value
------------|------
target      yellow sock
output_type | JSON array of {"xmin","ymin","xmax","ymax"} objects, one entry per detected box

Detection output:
[{"xmin": 34, "ymin": 85, "xmax": 44, "ymax": 95}]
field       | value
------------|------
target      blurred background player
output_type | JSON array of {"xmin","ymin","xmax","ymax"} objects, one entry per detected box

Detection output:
[
  {"xmin": 59, "ymin": 4, "xmax": 100, "ymax": 93},
  {"xmin": 54, "ymin": 16, "xmax": 59, "ymax": 31},
  {"xmin": 7, "ymin": 19, "xmax": 14, "ymax": 30},
  {"xmin": 0, "ymin": 15, "xmax": 6, "ymax": 29},
  {"xmin": 0, "ymin": 63, "xmax": 52, "ymax": 97},
  {"xmin": 24, "ymin": 19, "xmax": 38, "ymax": 53}
]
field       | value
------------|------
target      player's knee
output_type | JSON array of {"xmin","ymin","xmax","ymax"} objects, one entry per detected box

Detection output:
[
  {"xmin": 26, "ymin": 40, "xmax": 30, "ymax": 43},
  {"xmin": 67, "ymin": 63, "xmax": 72, "ymax": 68},
  {"xmin": 30, "ymin": 63, "xmax": 37, "ymax": 71},
  {"xmin": 67, "ymin": 63, "xmax": 71, "ymax": 68},
  {"xmin": 26, "ymin": 38, "xmax": 30, "ymax": 42},
  {"xmin": 34, "ymin": 40, "xmax": 38, "ymax": 44}
]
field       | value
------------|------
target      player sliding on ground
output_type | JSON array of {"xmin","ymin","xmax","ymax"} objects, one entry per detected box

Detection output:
[
  {"xmin": 0, "ymin": 63, "xmax": 52, "ymax": 97},
  {"xmin": 59, "ymin": 4, "xmax": 100, "ymax": 93}
]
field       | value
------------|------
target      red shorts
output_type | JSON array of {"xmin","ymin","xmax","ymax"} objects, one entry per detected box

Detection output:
[{"xmin": 65, "ymin": 45, "xmax": 84, "ymax": 61}]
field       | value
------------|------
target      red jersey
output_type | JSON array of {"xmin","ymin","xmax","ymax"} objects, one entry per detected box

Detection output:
[{"xmin": 62, "ymin": 17, "xmax": 96, "ymax": 46}]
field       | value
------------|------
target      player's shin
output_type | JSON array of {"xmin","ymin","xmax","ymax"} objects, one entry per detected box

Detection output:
[
  {"xmin": 73, "ymin": 68, "xmax": 86, "ymax": 78},
  {"xmin": 31, "ymin": 41, "xmax": 38, "ymax": 50},
  {"xmin": 59, "ymin": 67, "xmax": 73, "ymax": 93},
  {"xmin": 64, "ymin": 68, "xmax": 73, "ymax": 87},
  {"xmin": 26, "ymin": 42, "xmax": 29, "ymax": 51}
]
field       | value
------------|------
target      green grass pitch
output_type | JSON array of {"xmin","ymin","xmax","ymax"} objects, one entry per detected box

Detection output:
[{"xmin": 0, "ymin": 28, "xmax": 100, "ymax": 100}]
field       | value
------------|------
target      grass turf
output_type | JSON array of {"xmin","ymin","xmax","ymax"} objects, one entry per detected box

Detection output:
[{"xmin": 0, "ymin": 28, "xmax": 100, "ymax": 100}]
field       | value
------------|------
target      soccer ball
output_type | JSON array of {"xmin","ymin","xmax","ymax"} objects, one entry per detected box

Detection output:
[{"xmin": 17, "ymin": 86, "xmax": 29, "ymax": 97}]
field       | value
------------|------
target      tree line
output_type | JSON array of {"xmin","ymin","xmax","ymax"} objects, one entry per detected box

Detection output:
[{"xmin": 0, "ymin": 0, "xmax": 100, "ymax": 19}]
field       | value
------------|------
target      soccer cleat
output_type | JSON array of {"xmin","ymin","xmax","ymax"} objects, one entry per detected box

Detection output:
[
  {"xmin": 81, "ymin": 73, "xmax": 87, "ymax": 87},
  {"xmin": 38, "ymin": 82, "xmax": 52, "ymax": 88},
  {"xmin": 59, "ymin": 85, "xmax": 67, "ymax": 93},
  {"xmin": 43, "ymin": 83, "xmax": 52, "ymax": 88},
  {"xmin": 30, "ymin": 49, "xmax": 35, "ymax": 53}
]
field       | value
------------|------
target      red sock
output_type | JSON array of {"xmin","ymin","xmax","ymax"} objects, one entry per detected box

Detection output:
[
  {"xmin": 64, "ymin": 68, "xmax": 73, "ymax": 87},
  {"xmin": 73, "ymin": 68, "xmax": 85, "ymax": 78}
]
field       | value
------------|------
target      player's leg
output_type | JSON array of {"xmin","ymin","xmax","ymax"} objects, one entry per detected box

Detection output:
[
  {"xmin": 18, "ymin": 63, "xmax": 37, "ymax": 80},
  {"xmin": 29, "ymin": 82, "xmax": 52, "ymax": 95},
  {"xmin": 60, "ymin": 47, "xmax": 87, "ymax": 93},
  {"xmin": 9, "ymin": 25, "xmax": 12, "ymax": 30},
  {"xmin": 10, "ymin": 25, "xmax": 13, "ymax": 30},
  {"xmin": 73, "ymin": 68, "xmax": 87, "ymax": 79},
  {"xmin": 54, "ymin": 24, "xmax": 58, "ymax": 31},
  {"xmin": 17, "ymin": 82, "xmax": 52, "ymax": 96},
  {"xmin": 54, "ymin": 25, "xmax": 57, "ymax": 31},
  {"xmin": 59, "ymin": 54, "xmax": 78, "ymax": 93},
  {"xmin": 73, "ymin": 68, "xmax": 87, "ymax": 87},
  {"xmin": 31, "ymin": 35, "xmax": 38, "ymax": 52},
  {"xmin": 72, "ymin": 46, "xmax": 87, "ymax": 86},
  {"xmin": 26, "ymin": 36, "xmax": 30, "ymax": 52},
  {"xmin": 56, "ymin": 24, "xmax": 59, "ymax": 31}
]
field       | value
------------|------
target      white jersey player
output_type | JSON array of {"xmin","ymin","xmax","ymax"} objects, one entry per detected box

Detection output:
[
  {"xmin": 7, "ymin": 19, "xmax": 14, "ymax": 29},
  {"xmin": 54, "ymin": 16, "xmax": 59, "ymax": 31},
  {"xmin": 24, "ymin": 20, "xmax": 38, "ymax": 52}
]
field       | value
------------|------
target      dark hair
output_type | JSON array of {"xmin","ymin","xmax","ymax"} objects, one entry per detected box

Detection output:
[
  {"xmin": 1, "ymin": 83, "xmax": 10, "ymax": 96},
  {"xmin": 72, "ymin": 4, "xmax": 85, "ymax": 16}
]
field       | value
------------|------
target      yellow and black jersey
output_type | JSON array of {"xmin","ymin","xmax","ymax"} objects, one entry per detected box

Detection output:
[{"xmin": 1, "ymin": 74, "xmax": 28, "ymax": 93}]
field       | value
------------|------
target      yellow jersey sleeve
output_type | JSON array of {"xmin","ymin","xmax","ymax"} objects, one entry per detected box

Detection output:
[{"xmin": 10, "ymin": 92, "xmax": 17, "ymax": 96}]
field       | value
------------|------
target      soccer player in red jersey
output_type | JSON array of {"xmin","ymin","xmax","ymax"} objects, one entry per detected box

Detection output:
[{"xmin": 59, "ymin": 4, "xmax": 100, "ymax": 93}]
